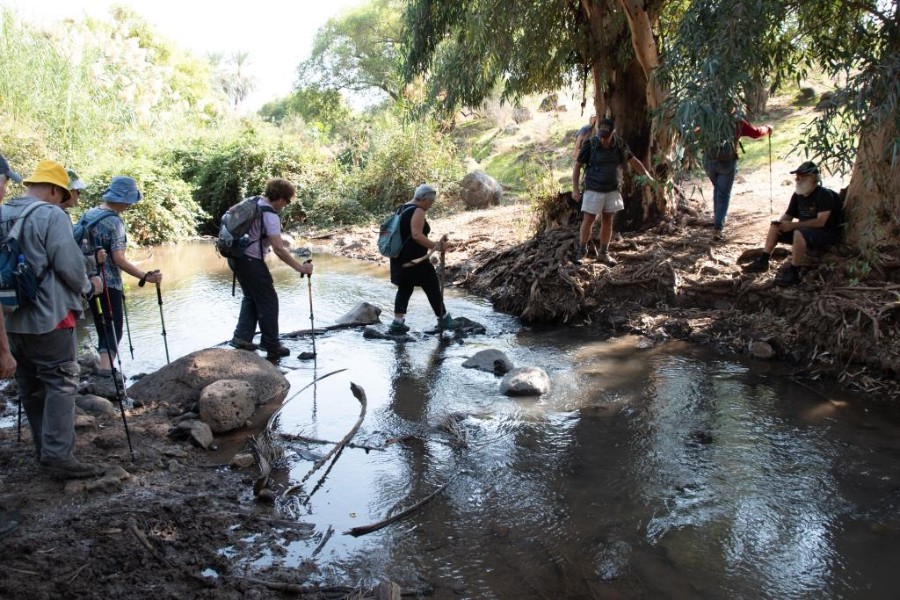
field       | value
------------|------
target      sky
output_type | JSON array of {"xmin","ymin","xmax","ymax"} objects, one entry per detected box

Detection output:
[{"xmin": 8, "ymin": 0, "xmax": 366, "ymax": 111}]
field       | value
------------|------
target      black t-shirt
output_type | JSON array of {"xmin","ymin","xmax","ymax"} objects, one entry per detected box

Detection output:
[
  {"xmin": 785, "ymin": 185, "xmax": 842, "ymax": 235},
  {"xmin": 577, "ymin": 135, "xmax": 633, "ymax": 192}
]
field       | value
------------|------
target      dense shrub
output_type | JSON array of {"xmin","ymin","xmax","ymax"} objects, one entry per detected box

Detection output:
[{"xmin": 73, "ymin": 157, "xmax": 204, "ymax": 246}]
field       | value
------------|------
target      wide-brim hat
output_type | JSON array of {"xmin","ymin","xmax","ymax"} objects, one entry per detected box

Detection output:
[
  {"xmin": 101, "ymin": 176, "xmax": 142, "ymax": 204},
  {"xmin": 66, "ymin": 169, "xmax": 87, "ymax": 191},
  {"xmin": 0, "ymin": 153, "xmax": 22, "ymax": 183},
  {"xmin": 23, "ymin": 160, "xmax": 71, "ymax": 201},
  {"xmin": 790, "ymin": 160, "xmax": 819, "ymax": 175}
]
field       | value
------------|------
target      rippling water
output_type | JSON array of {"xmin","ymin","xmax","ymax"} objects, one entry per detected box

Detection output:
[{"xmin": 39, "ymin": 242, "xmax": 900, "ymax": 597}]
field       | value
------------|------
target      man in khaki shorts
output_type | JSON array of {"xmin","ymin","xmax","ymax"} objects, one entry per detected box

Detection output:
[{"xmin": 571, "ymin": 118, "xmax": 654, "ymax": 265}]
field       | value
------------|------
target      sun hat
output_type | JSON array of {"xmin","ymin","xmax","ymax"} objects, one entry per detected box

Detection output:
[
  {"xmin": 22, "ymin": 160, "xmax": 71, "ymax": 201},
  {"xmin": 101, "ymin": 176, "xmax": 142, "ymax": 204},
  {"xmin": 413, "ymin": 184, "xmax": 437, "ymax": 201},
  {"xmin": 66, "ymin": 169, "xmax": 87, "ymax": 191},
  {"xmin": 0, "ymin": 153, "xmax": 22, "ymax": 183},
  {"xmin": 790, "ymin": 160, "xmax": 819, "ymax": 175}
]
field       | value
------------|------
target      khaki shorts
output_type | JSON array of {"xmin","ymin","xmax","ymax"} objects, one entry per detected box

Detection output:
[{"xmin": 582, "ymin": 190, "xmax": 624, "ymax": 215}]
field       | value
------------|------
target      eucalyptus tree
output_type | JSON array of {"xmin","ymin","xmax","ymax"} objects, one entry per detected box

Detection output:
[
  {"xmin": 661, "ymin": 0, "xmax": 898, "ymax": 253},
  {"xmin": 404, "ymin": 0, "xmax": 670, "ymax": 229},
  {"xmin": 404, "ymin": 0, "xmax": 898, "ymax": 250},
  {"xmin": 297, "ymin": 0, "xmax": 406, "ymax": 103}
]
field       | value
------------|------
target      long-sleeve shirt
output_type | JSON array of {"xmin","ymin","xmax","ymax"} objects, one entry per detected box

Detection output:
[{"xmin": 3, "ymin": 196, "xmax": 93, "ymax": 335}]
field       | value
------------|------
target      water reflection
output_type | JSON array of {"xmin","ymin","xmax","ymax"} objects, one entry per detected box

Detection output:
[{"xmin": 49, "ymin": 241, "xmax": 900, "ymax": 597}]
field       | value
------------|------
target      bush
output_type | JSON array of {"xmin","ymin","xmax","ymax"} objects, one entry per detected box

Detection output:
[
  {"xmin": 73, "ymin": 157, "xmax": 203, "ymax": 246},
  {"xmin": 342, "ymin": 113, "xmax": 465, "ymax": 218}
]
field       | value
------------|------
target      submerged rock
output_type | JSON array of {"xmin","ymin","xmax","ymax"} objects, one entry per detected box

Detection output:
[
  {"xmin": 463, "ymin": 349, "xmax": 514, "ymax": 374},
  {"xmin": 749, "ymin": 341, "xmax": 775, "ymax": 359},
  {"xmin": 363, "ymin": 326, "xmax": 416, "ymax": 342},
  {"xmin": 500, "ymin": 367, "xmax": 550, "ymax": 397}
]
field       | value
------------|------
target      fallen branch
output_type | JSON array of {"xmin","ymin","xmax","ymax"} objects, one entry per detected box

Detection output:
[
  {"xmin": 129, "ymin": 519, "xmax": 173, "ymax": 568},
  {"xmin": 311, "ymin": 525, "xmax": 335, "ymax": 557},
  {"xmin": 345, "ymin": 472, "xmax": 458, "ymax": 537},
  {"xmin": 281, "ymin": 382, "xmax": 367, "ymax": 498},
  {"xmin": 278, "ymin": 432, "xmax": 385, "ymax": 452}
]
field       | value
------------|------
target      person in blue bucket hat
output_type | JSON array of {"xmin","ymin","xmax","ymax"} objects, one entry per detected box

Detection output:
[{"xmin": 78, "ymin": 176, "xmax": 163, "ymax": 376}]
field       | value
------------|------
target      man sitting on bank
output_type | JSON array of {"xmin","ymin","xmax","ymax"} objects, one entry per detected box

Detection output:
[{"xmin": 743, "ymin": 160, "xmax": 843, "ymax": 286}]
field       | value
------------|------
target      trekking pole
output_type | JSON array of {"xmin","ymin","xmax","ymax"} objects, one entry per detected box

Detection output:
[
  {"xmin": 139, "ymin": 270, "xmax": 169, "ymax": 364},
  {"xmin": 121, "ymin": 292, "xmax": 135, "ymax": 360},
  {"xmin": 768, "ymin": 134, "xmax": 774, "ymax": 215},
  {"xmin": 438, "ymin": 239, "xmax": 447, "ymax": 333},
  {"xmin": 16, "ymin": 399, "xmax": 21, "ymax": 443},
  {"xmin": 93, "ymin": 291, "xmax": 135, "ymax": 462},
  {"xmin": 300, "ymin": 260, "xmax": 316, "ymax": 359}
]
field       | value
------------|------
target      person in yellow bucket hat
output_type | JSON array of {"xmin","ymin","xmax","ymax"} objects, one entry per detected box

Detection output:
[
  {"xmin": 21, "ymin": 160, "xmax": 72, "ymax": 204},
  {"xmin": 1, "ymin": 159, "xmax": 104, "ymax": 479}
]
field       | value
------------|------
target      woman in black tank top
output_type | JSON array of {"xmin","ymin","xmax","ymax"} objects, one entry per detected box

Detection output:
[{"xmin": 387, "ymin": 184, "xmax": 456, "ymax": 334}]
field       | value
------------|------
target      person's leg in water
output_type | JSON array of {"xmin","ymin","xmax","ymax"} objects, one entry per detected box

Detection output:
[
  {"xmin": 419, "ymin": 265, "xmax": 456, "ymax": 329},
  {"xmin": 390, "ymin": 279, "xmax": 415, "ymax": 334}
]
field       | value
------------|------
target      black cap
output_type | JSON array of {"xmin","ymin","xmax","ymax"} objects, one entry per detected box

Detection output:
[
  {"xmin": 598, "ymin": 118, "xmax": 614, "ymax": 137},
  {"xmin": 790, "ymin": 160, "xmax": 819, "ymax": 175}
]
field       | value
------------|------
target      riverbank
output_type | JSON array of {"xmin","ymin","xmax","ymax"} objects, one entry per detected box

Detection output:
[{"xmin": 309, "ymin": 167, "xmax": 898, "ymax": 402}]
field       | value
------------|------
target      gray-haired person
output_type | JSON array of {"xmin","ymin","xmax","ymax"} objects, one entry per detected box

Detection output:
[
  {"xmin": 388, "ymin": 184, "xmax": 457, "ymax": 334},
  {"xmin": 743, "ymin": 160, "xmax": 842, "ymax": 286}
]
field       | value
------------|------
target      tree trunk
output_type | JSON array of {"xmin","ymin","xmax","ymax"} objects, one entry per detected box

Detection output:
[
  {"xmin": 843, "ymin": 121, "xmax": 900, "ymax": 254},
  {"xmin": 743, "ymin": 78, "xmax": 769, "ymax": 118}
]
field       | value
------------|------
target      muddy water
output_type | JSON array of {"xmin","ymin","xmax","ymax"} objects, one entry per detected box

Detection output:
[{"xmin": 87, "ymin": 243, "xmax": 900, "ymax": 597}]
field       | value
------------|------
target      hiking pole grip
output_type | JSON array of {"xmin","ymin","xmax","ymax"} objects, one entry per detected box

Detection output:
[{"xmin": 138, "ymin": 269, "xmax": 159, "ymax": 288}]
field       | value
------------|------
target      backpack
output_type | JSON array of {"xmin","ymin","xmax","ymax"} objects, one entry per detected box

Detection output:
[
  {"xmin": 588, "ymin": 135, "xmax": 627, "ymax": 167},
  {"xmin": 0, "ymin": 202, "xmax": 49, "ymax": 313},
  {"xmin": 73, "ymin": 210, "xmax": 117, "ymax": 254},
  {"xmin": 377, "ymin": 204, "xmax": 417, "ymax": 258},
  {"xmin": 215, "ymin": 196, "xmax": 275, "ymax": 259}
]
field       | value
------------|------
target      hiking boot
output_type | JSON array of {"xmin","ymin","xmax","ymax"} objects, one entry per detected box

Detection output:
[
  {"xmin": 39, "ymin": 456, "xmax": 103, "ymax": 480},
  {"xmin": 774, "ymin": 265, "xmax": 802, "ymax": 287},
  {"xmin": 265, "ymin": 345, "xmax": 291, "ymax": 360},
  {"xmin": 388, "ymin": 320, "xmax": 410, "ymax": 335},
  {"xmin": 743, "ymin": 255, "xmax": 770, "ymax": 273},
  {"xmin": 229, "ymin": 337, "xmax": 258, "ymax": 351},
  {"xmin": 439, "ymin": 314, "xmax": 458, "ymax": 330},
  {"xmin": 712, "ymin": 227, "xmax": 725, "ymax": 242},
  {"xmin": 596, "ymin": 252, "xmax": 618, "ymax": 267},
  {"xmin": 572, "ymin": 245, "xmax": 587, "ymax": 265}
]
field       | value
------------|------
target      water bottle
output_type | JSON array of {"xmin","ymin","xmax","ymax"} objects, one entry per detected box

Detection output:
[
  {"xmin": 238, "ymin": 233, "xmax": 250, "ymax": 250},
  {"xmin": 15, "ymin": 254, "xmax": 25, "ymax": 274}
]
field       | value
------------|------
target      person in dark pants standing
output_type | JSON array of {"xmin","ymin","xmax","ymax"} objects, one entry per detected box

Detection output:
[
  {"xmin": 228, "ymin": 178, "xmax": 313, "ymax": 359},
  {"xmin": 388, "ymin": 184, "xmax": 456, "ymax": 334},
  {"xmin": 3, "ymin": 160, "xmax": 103, "ymax": 479}
]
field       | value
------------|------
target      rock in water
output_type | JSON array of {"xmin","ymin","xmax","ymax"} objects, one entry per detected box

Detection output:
[
  {"xmin": 500, "ymin": 367, "xmax": 550, "ymax": 397},
  {"xmin": 335, "ymin": 302, "xmax": 382, "ymax": 326},
  {"xmin": 463, "ymin": 349, "xmax": 514, "ymax": 374}
]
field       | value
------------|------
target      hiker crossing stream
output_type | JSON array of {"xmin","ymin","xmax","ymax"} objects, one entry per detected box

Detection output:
[{"xmin": 67, "ymin": 242, "xmax": 900, "ymax": 597}]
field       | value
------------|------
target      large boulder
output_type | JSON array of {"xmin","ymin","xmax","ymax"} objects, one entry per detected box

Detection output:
[
  {"xmin": 462, "ymin": 349, "xmax": 514, "ymax": 375},
  {"xmin": 128, "ymin": 348, "xmax": 288, "ymax": 409},
  {"xmin": 198, "ymin": 379, "xmax": 257, "ymax": 433},
  {"xmin": 460, "ymin": 171, "xmax": 502, "ymax": 209},
  {"xmin": 335, "ymin": 302, "xmax": 382, "ymax": 326},
  {"xmin": 500, "ymin": 367, "xmax": 550, "ymax": 397}
]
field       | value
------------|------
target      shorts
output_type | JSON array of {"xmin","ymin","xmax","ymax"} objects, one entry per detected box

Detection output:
[
  {"xmin": 582, "ymin": 190, "xmax": 623, "ymax": 215},
  {"xmin": 776, "ymin": 227, "xmax": 839, "ymax": 249}
]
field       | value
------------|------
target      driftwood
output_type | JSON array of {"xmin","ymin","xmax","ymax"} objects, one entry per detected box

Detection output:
[
  {"xmin": 281, "ymin": 382, "xmax": 368, "ymax": 498},
  {"xmin": 345, "ymin": 473, "xmax": 458, "ymax": 537},
  {"xmin": 278, "ymin": 432, "xmax": 385, "ymax": 452}
]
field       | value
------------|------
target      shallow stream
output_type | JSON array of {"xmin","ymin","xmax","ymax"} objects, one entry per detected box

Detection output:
[{"xmin": 45, "ymin": 243, "xmax": 900, "ymax": 597}]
